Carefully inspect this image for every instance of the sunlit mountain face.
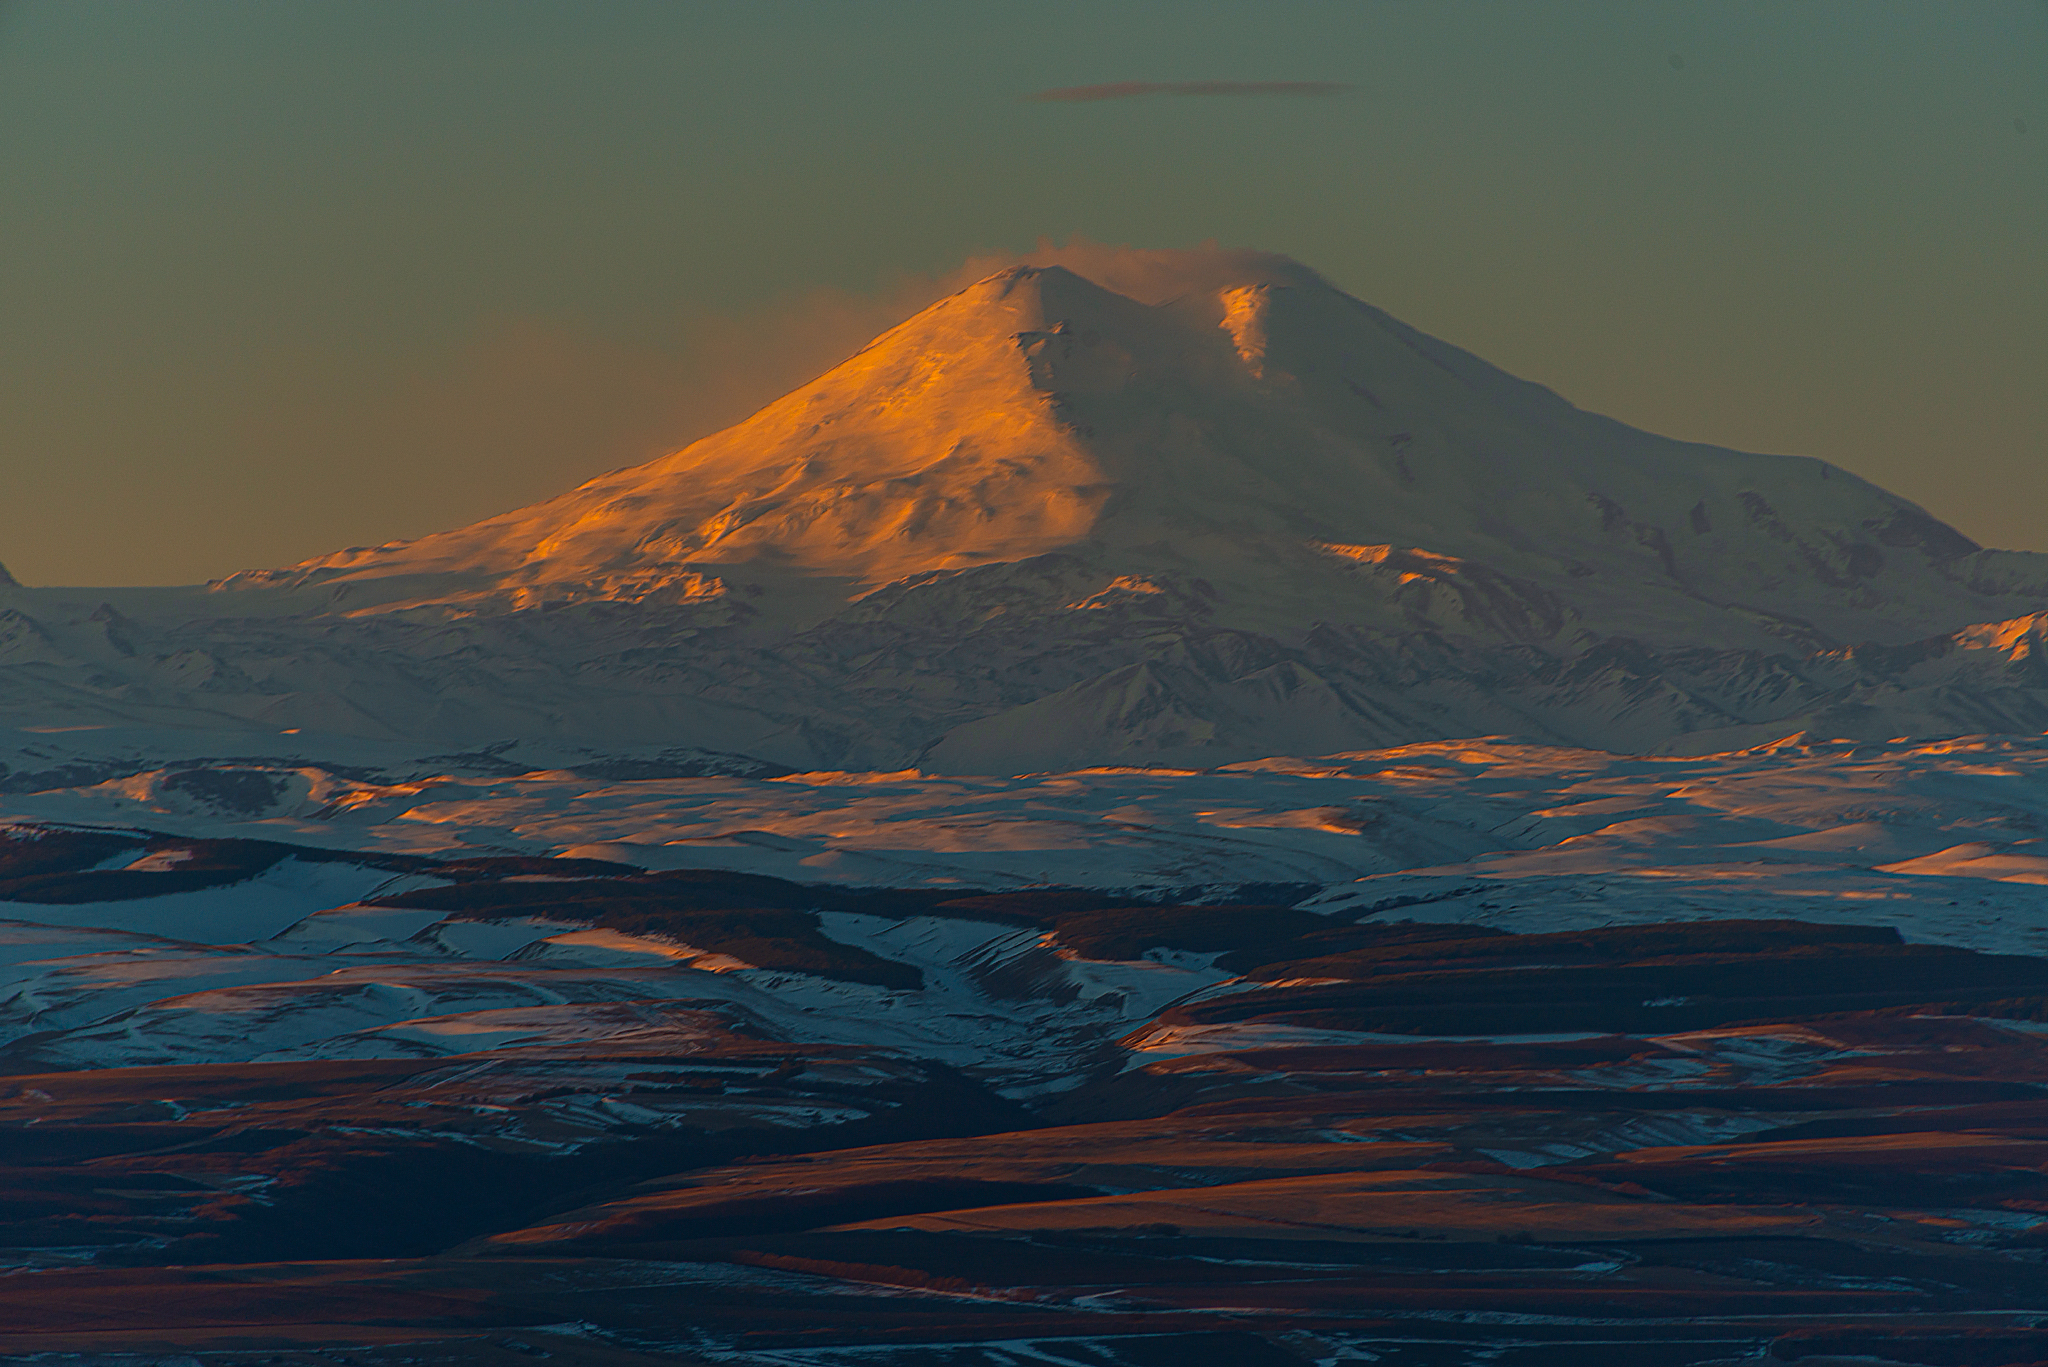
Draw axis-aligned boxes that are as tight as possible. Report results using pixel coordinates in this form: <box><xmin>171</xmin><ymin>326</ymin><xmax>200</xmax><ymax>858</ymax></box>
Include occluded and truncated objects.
<box><xmin>6</xmin><ymin>256</ymin><xmax>2048</xmax><ymax>1363</ymax></box>
<box><xmin>10</xmin><ymin>255</ymin><xmax>2048</xmax><ymax>774</ymax></box>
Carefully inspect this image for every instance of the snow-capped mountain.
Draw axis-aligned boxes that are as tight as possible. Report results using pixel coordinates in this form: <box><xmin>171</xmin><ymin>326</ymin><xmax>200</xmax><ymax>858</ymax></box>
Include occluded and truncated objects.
<box><xmin>10</xmin><ymin>255</ymin><xmax>2048</xmax><ymax>1360</ymax></box>
<box><xmin>6</xmin><ymin>255</ymin><xmax>2048</xmax><ymax>772</ymax></box>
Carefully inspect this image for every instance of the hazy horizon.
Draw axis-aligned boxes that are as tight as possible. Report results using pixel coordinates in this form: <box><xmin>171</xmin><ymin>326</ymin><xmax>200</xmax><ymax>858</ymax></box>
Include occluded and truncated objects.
<box><xmin>2</xmin><ymin>0</ymin><xmax>2042</xmax><ymax>586</ymax></box>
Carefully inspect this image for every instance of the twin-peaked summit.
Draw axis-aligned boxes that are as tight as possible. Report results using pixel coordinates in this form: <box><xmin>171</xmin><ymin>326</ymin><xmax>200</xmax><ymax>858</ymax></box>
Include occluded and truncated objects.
<box><xmin>223</xmin><ymin>258</ymin><xmax>2004</xmax><ymax>650</ymax></box>
<box><xmin>12</xmin><ymin>251</ymin><xmax>2047</xmax><ymax>769</ymax></box>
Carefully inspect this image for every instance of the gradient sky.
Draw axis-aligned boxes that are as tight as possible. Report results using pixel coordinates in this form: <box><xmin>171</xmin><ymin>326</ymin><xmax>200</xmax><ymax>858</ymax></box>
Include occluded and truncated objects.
<box><xmin>2</xmin><ymin>0</ymin><xmax>2042</xmax><ymax>586</ymax></box>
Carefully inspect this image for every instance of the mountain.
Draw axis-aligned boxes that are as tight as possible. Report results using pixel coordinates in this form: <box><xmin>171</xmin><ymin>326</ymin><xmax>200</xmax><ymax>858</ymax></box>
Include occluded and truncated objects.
<box><xmin>10</xmin><ymin>257</ymin><xmax>2048</xmax><ymax>1360</ymax></box>
<box><xmin>214</xmin><ymin>261</ymin><xmax>2013</xmax><ymax>635</ymax></box>
<box><xmin>6</xmin><ymin>255</ymin><xmax>2048</xmax><ymax>772</ymax></box>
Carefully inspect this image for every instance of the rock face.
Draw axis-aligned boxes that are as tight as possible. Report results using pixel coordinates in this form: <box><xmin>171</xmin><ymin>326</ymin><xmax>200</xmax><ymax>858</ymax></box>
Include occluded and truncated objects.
<box><xmin>6</xmin><ymin>256</ymin><xmax>2048</xmax><ymax>771</ymax></box>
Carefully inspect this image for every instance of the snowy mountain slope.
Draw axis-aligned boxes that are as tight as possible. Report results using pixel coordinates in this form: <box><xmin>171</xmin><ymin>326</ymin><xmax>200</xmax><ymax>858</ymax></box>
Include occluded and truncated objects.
<box><xmin>213</xmin><ymin>263</ymin><xmax>2010</xmax><ymax>642</ymax></box>
<box><xmin>11</xmin><ymin>578</ymin><xmax>2048</xmax><ymax>773</ymax></box>
<box><xmin>6</xmin><ymin>252</ymin><xmax>2048</xmax><ymax>770</ymax></box>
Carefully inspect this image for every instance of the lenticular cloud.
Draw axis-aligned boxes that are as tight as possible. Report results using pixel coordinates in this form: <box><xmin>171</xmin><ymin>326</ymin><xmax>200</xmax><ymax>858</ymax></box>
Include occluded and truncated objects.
<box><xmin>1027</xmin><ymin>79</ymin><xmax>1350</xmax><ymax>102</ymax></box>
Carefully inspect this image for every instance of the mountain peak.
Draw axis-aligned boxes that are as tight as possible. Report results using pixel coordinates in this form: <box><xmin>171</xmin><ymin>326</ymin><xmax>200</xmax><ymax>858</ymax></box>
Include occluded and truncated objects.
<box><xmin>20</xmin><ymin>246</ymin><xmax>2048</xmax><ymax>770</ymax></box>
<box><xmin>216</xmin><ymin>251</ymin><xmax>1995</xmax><ymax>659</ymax></box>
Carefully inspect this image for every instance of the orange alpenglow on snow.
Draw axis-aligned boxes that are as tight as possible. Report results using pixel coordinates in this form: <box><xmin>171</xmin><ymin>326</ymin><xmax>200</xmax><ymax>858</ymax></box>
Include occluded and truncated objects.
<box><xmin>9</xmin><ymin>247</ymin><xmax>2045</xmax><ymax>770</ymax></box>
<box><xmin>235</xmin><ymin>268</ymin><xmax>1134</xmax><ymax>602</ymax></box>
<box><xmin>217</xmin><ymin>254</ymin><xmax>1995</xmax><ymax>650</ymax></box>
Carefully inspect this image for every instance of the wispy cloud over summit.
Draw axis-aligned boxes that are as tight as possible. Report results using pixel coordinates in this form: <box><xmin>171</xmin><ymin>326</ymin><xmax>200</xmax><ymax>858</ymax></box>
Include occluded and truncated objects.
<box><xmin>1027</xmin><ymin>80</ymin><xmax>1349</xmax><ymax>103</ymax></box>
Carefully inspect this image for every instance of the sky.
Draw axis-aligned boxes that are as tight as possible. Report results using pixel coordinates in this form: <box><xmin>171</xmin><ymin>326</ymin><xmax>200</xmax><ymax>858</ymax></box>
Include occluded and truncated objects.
<box><xmin>1</xmin><ymin>0</ymin><xmax>2042</xmax><ymax>587</ymax></box>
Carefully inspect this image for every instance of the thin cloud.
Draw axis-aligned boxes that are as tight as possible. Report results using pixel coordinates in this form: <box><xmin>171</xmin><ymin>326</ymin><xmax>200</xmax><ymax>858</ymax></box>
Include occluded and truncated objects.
<box><xmin>1027</xmin><ymin>80</ymin><xmax>1349</xmax><ymax>103</ymax></box>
